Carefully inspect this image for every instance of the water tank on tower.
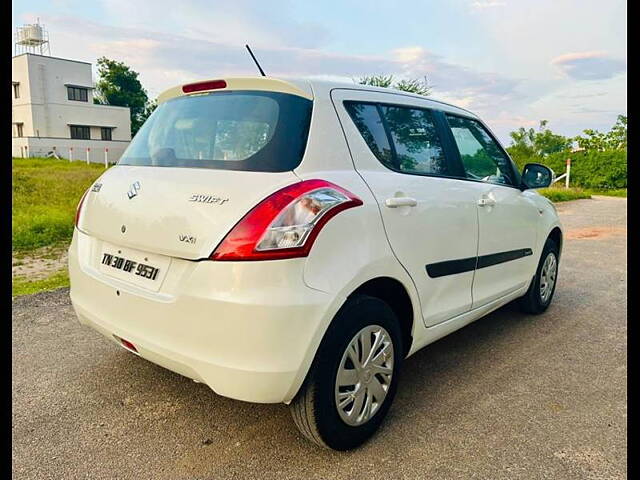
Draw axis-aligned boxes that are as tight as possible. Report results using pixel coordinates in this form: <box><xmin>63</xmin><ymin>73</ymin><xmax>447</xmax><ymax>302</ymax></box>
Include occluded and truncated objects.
<box><xmin>15</xmin><ymin>20</ymin><xmax>51</xmax><ymax>56</ymax></box>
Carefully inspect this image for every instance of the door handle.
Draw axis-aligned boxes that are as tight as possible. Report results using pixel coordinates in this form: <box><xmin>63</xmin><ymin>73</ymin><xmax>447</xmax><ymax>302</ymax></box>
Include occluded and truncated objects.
<box><xmin>477</xmin><ymin>196</ymin><xmax>496</xmax><ymax>207</ymax></box>
<box><xmin>385</xmin><ymin>197</ymin><xmax>418</xmax><ymax>208</ymax></box>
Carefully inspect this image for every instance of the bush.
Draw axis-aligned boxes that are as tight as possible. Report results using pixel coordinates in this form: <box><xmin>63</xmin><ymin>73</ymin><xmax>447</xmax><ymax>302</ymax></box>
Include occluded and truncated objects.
<box><xmin>510</xmin><ymin>149</ymin><xmax>627</xmax><ymax>189</ymax></box>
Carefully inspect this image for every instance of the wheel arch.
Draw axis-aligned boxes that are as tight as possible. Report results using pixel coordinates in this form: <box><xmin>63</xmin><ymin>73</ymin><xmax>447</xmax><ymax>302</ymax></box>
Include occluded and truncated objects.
<box><xmin>547</xmin><ymin>226</ymin><xmax>563</xmax><ymax>258</ymax></box>
<box><xmin>346</xmin><ymin>276</ymin><xmax>414</xmax><ymax>358</ymax></box>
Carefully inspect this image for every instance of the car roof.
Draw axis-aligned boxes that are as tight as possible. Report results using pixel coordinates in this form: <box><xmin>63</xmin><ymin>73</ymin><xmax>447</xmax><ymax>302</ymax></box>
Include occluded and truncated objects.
<box><xmin>301</xmin><ymin>78</ymin><xmax>477</xmax><ymax>117</ymax></box>
<box><xmin>158</xmin><ymin>76</ymin><xmax>478</xmax><ymax>118</ymax></box>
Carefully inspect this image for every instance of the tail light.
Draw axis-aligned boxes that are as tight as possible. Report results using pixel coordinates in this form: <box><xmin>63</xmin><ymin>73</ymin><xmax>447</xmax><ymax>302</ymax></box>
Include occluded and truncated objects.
<box><xmin>182</xmin><ymin>80</ymin><xmax>227</xmax><ymax>93</ymax></box>
<box><xmin>211</xmin><ymin>179</ymin><xmax>363</xmax><ymax>261</ymax></box>
<box><xmin>74</xmin><ymin>189</ymin><xmax>89</xmax><ymax>228</ymax></box>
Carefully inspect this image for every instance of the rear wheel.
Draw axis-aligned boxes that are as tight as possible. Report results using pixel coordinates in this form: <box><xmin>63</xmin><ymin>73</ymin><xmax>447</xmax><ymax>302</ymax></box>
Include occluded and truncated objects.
<box><xmin>289</xmin><ymin>295</ymin><xmax>403</xmax><ymax>450</ymax></box>
<box><xmin>519</xmin><ymin>237</ymin><xmax>559</xmax><ymax>314</ymax></box>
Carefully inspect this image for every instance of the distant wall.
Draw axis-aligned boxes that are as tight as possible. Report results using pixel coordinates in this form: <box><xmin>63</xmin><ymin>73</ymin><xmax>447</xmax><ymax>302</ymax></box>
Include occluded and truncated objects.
<box><xmin>13</xmin><ymin>137</ymin><xmax>129</xmax><ymax>164</ymax></box>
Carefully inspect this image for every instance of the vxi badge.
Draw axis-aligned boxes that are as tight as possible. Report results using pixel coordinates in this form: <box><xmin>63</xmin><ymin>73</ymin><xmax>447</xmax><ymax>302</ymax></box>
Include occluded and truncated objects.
<box><xmin>179</xmin><ymin>234</ymin><xmax>197</xmax><ymax>244</ymax></box>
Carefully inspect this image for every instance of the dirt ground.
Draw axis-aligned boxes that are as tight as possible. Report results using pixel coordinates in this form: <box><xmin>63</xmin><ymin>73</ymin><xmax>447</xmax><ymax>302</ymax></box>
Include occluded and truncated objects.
<box><xmin>12</xmin><ymin>244</ymin><xmax>68</xmax><ymax>280</ymax></box>
<box><xmin>12</xmin><ymin>195</ymin><xmax>626</xmax><ymax>479</ymax></box>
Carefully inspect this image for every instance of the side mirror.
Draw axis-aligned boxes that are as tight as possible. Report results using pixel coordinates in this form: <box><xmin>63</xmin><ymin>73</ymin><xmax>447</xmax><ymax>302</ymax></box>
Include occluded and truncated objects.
<box><xmin>521</xmin><ymin>163</ymin><xmax>554</xmax><ymax>190</ymax></box>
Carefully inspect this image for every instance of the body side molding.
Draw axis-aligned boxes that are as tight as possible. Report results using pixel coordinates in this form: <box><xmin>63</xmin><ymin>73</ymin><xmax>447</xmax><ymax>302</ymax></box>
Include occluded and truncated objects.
<box><xmin>426</xmin><ymin>248</ymin><xmax>533</xmax><ymax>278</ymax></box>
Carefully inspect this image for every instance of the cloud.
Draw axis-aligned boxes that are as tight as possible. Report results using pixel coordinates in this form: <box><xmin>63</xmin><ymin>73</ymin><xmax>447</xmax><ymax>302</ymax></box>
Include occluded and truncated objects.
<box><xmin>19</xmin><ymin>4</ymin><xmax>624</xmax><ymax>144</ymax></box>
<box><xmin>27</xmin><ymin>15</ymin><xmax>526</xmax><ymax>121</ymax></box>
<box><xmin>568</xmin><ymin>106</ymin><xmax>619</xmax><ymax>115</ymax></box>
<box><xmin>97</xmin><ymin>0</ymin><xmax>330</xmax><ymax>50</ymax></box>
<box><xmin>556</xmin><ymin>92</ymin><xmax>608</xmax><ymax>99</ymax></box>
<box><xmin>471</xmin><ymin>1</ymin><xmax>507</xmax><ymax>9</ymax></box>
<box><xmin>551</xmin><ymin>51</ymin><xmax>626</xmax><ymax>80</ymax></box>
<box><xmin>390</xmin><ymin>46</ymin><xmax>526</xmax><ymax>114</ymax></box>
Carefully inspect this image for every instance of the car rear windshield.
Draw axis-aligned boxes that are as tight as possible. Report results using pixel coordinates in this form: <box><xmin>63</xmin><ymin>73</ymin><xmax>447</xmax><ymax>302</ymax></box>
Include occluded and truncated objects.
<box><xmin>118</xmin><ymin>90</ymin><xmax>313</xmax><ymax>172</ymax></box>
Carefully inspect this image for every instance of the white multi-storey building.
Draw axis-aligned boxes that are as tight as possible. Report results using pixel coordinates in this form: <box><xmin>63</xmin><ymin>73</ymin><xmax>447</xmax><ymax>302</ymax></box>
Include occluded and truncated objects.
<box><xmin>12</xmin><ymin>52</ymin><xmax>132</xmax><ymax>163</ymax></box>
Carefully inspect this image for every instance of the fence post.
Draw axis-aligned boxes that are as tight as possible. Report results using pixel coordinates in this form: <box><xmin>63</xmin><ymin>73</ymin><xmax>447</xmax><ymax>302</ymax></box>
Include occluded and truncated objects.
<box><xmin>104</xmin><ymin>148</ymin><xmax>109</xmax><ymax>168</ymax></box>
<box><xmin>86</xmin><ymin>147</ymin><xmax>90</xmax><ymax>165</ymax></box>
<box><xmin>69</xmin><ymin>147</ymin><xmax>73</xmax><ymax>162</ymax></box>
<box><xmin>565</xmin><ymin>157</ymin><xmax>571</xmax><ymax>189</ymax></box>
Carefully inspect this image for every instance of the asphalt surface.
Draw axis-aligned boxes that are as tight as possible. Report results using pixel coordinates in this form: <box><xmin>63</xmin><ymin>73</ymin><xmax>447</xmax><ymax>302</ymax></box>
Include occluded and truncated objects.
<box><xmin>12</xmin><ymin>196</ymin><xmax>627</xmax><ymax>479</ymax></box>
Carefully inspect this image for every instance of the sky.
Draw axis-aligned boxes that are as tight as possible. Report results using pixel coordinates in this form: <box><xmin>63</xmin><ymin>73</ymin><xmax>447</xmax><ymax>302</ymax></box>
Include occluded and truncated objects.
<box><xmin>12</xmin><ymin>0</ymin><xmax>626</xmax><ymax>144</ymax></box>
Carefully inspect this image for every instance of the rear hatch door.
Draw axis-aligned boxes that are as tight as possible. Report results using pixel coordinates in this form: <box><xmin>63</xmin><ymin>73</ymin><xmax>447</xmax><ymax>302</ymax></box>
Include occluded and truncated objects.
<box><xmin>77</xmin><ymin>86</ymin><xmax>313</xmax><ymax>261</ymax></box>
<box><xmin>80</xmin><ymin>166</ymin><xmax>300</xmax><ymax>260</ymax></box>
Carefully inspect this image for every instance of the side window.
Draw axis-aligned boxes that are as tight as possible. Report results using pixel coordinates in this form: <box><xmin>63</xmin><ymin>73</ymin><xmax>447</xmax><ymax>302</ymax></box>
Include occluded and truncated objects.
<box><xmin>345</xmin><ymin>101</ymin><xmax>449</xmax><ymax>176</ymax></box>
<box><xmin>67</xmin><ymin>87</ymin><xmax>89</xmax><ymax>102</ymax></box>
<box><xmin>379</xmin><ymin>105</ymin><xmax>448</xmax><ymax>176</ymax></box>
<box><xmin>344</xmin><ymin>102</ymin><xmax>394</xmax><ymax>168</ymax></box>
<box><xmin>70</xmin><ymin>125</ymin><xmax>91</xmax><ymax>140</ymax></box>
<box><xmin>445</xmin><ymin>114</ymin><xmax>514</xmax><ymax>186</ymax></box>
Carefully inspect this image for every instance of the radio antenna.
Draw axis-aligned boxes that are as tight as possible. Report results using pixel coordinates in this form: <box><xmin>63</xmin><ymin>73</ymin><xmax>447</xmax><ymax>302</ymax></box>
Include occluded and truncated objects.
<box><xmin>245</xmin><ymin>44</ymin><xmax>266</xmax><ymax>77</ymax></box>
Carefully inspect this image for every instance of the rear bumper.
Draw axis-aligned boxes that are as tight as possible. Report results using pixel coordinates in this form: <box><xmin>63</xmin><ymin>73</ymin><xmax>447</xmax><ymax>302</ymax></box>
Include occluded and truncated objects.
<box><xmin>68</xmin><ymin>229</ymin><xmax>339</xmax><ymax>403</ymax></box>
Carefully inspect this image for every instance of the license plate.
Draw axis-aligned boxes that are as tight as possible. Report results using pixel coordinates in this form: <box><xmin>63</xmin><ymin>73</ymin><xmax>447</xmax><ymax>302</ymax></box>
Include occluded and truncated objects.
<box><xmin>98</xmin><ymin>242</ymin><xmax>170</xmax><ymax>291</ymax></box>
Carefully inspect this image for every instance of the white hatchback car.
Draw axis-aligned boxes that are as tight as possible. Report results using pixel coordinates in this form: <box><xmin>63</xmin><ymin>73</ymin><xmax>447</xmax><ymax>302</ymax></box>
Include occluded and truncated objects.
<box><xmin>69</xmin><ymin>77</ymin><xmax>562</xmax><ymax>450</ymax></box>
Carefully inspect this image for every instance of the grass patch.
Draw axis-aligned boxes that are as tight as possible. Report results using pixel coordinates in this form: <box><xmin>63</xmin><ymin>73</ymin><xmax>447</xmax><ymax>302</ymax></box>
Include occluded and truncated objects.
<box><xmin>12</xmin><ymin>270</ymin><xmax>69</xmax><ymax>297</ymax></box>
<box><xmin>587</xmin><ymin>188</ymin><xmax>627</xmax><ymax>197</ymax></box>
<box><xmin>538</xmin><ymin>187</ymin><xmax>592</xmax><ymax>202</ymax></box>
<box><xmin>538</xmin><ymin>186</ymin><xmax>627</xmax><ymax>202</ymax></box>
<box><xmin>13</xmin><ymin>158</ymin><xmax>107</xmax><ymax>253</ymax></box>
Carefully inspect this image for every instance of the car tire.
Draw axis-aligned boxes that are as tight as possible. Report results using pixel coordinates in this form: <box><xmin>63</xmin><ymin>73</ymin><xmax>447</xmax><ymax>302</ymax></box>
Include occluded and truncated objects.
<box><xmin>289</xmin><ymin>294</ymin><xmax>403</xmax><ymax>450</ymax></box>
<box><xmin>519</xmin><ymin>237</ymin><xmax>560</xmax><ymax>314</ymax></box>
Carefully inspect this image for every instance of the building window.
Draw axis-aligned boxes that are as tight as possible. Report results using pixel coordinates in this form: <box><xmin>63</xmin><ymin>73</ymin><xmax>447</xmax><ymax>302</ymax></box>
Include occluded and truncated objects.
<box><xmin>70</xmin><ymin>125</ymin><xmax>91</xmax><ymax>140</ymax></box>
<box><xmin>101</xmin><ymin>127</ymin><xmax>113</xmax><ymax>141</ymax></box>
<box><xmin>16</xmin><ymin>123</ymin><xmax>24</xmax><ymax>137</ymax></box>
<box><xmin>67</xmin><ymin>87</ymin><xmax>89</xmax><ymax>102</ymax></box>
<box><xmin>13</xmin><ymin>84</ymin><xmax>20</xmax><ymax>99</ymax></box>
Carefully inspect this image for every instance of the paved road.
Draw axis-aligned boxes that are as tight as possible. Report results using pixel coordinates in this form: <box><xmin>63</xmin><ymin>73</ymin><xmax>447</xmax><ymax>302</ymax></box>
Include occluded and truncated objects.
<box><xmin>12</xmin><ymin>196</ymin><xmax>627</xmax><ymax>479</ymax></box>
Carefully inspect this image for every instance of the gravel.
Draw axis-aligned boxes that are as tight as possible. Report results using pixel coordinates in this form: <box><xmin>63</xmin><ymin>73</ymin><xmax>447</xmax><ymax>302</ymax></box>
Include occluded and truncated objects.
<box><xmin>12</xmin><ymin>195</ymin><xmax>626</xmax><ymax>479</ymax></box>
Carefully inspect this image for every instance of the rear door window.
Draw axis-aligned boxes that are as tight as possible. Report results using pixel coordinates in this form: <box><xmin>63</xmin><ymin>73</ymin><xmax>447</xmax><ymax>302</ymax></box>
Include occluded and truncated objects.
<box><xmin>119</xmin><ymin>91</ymin><xmax>312</xmax><ymax>172</ymax></box>
<box><xmin>344</xmin><ymin>101</ymin><xmax>450</xmax><ymax>177</ymax></box>
<box><xmin>379</xmin><ymin>105</ymin><xmax>448</xmax><ymax>176</ymax></box>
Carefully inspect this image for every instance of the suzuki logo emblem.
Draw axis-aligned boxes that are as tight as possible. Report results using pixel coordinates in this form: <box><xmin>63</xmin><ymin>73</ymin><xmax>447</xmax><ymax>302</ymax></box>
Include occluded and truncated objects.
<box><xmin>127</xmin><ymin>181</ymin><xmax>141</xmax><ymax>199</ymax></box>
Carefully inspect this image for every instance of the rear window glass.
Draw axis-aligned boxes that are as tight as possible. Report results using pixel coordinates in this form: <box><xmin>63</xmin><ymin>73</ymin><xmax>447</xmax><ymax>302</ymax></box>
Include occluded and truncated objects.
<box><xmin>119</xmin><ymin>90</ymin><xmax>312</xmax><ymax>172</ymax></box>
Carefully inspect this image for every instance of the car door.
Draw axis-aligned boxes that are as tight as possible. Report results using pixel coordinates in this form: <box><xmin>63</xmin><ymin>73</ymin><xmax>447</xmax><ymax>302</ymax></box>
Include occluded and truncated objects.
<box><xmin>332</xmin><ymin>89</ymin><xmax>480</xmax><ymax>327</ymax></box>
<box><xmin>443</xmin><ymin>113</ymin><xmax>540</xmax><ymax>308</ymax></box>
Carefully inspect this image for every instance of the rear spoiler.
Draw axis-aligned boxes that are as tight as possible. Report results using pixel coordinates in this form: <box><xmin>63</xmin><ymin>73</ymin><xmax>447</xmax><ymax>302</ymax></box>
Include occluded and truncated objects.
<box><xmin>158</xmin><ymin>77</ymin><xmax>313</xmax><ymax>104</ymax></box>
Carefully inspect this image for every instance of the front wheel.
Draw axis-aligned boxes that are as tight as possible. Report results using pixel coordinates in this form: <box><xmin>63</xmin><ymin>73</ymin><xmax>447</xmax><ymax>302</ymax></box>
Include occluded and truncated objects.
<box><xmin>519</xmin><ymin>237</ymin><xmax>559</xmax><ymax>314</ymax></box>
<box><xmin>289</xmin><ymin>295</ymin><xmax>403</xmax><ymax>450</ymax></box>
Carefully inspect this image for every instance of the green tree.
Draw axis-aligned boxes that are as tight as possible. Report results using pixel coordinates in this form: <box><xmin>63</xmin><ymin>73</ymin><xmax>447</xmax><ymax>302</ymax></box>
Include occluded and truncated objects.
<box><xmin>573</xmin><ymin>115</ymin><xmax>627</xmax><ymax>152</ymax></box>
<box><xmin>607</xmin><ymin>114</ymin><xmax>627</xmax><ymax>149</ymax></box>
<box><xmin>508</xmin><ymin>126</ymin><xmax>536</xmax><ymax>160</ymax></box>
<box><xmin>94</xmin><ymin>57</ymin><xmax>155</xmax><ymax>136</ymax></box>
<box><xmin>358</xmin><ymin>74</ymin><xmax>432</xmax><ymax>96</ymax></box>
<box><xmin>573</xmin><ymin>128</ymin><xmax>607</xmax><ymax>151</ymax></box>
<box><xmin>507</xmin><ymin>120</ymin><xmax>571</xmax><ymax>163</ymax></box>
<box><xmin>142</xmin><ymin>98</ymin><xmax>158</xmax><ymax>123</ymax></box>
<box><xmin>533</xmin><ymin>120</ymin><xmax>572</xmax><ymax>156</ymax></box>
